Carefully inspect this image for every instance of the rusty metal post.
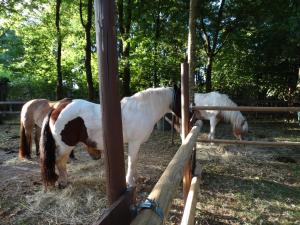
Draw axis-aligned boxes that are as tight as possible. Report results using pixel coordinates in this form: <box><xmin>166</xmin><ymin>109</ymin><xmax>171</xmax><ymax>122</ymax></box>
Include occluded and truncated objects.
<box><xmin>181</xmin><ymin>62</ymin><xmax>192</xmax><ymax>202</ymax></box>
<box><xmin>94</xmin><ymin>0</ymin><xmax>127</xmax><ymax>209</ymax></box>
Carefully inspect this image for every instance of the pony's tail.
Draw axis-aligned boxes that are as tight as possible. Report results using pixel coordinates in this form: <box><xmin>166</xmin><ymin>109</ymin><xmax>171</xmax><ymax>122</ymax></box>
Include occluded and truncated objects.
<box><xmin>19</xmin><ymin>123</ymin><xmax>31</xmax><ymax>159</ymax></box>
<box><xmin>40</xmin><ymin>110</ymin><xmax>58</xmax><ymax>188</ymax></box>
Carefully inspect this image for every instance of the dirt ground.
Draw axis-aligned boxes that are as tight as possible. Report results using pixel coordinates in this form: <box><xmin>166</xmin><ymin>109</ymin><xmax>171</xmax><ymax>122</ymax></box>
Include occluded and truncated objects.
<box><xmin>0</xmin><ymin>118</ymin><xmax>299</xmax><ymax>225</ymax></box>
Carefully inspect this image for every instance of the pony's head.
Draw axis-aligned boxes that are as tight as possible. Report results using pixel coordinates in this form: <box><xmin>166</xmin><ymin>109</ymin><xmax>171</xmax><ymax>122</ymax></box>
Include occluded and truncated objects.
<box><xmin>171</xmin><ymin>84</ymin><xmax>181</xmax><ymax>118</ymax></box>
<box><xmin>233</xmin><ymin>117</ymin><xmax>248</xmax><ymax>140</ymax></box>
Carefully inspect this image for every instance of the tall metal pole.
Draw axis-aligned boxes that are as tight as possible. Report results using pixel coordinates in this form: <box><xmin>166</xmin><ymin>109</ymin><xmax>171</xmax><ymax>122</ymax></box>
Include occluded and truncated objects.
<box><xmin>94</xmin><ymin>0</ymin><xmax>127</xmax><ymax>205</ymax></box>
<box><xmin>181</xmin><ymin>62</ymin><xmax>192</xmax><ymax>201</ymax></box>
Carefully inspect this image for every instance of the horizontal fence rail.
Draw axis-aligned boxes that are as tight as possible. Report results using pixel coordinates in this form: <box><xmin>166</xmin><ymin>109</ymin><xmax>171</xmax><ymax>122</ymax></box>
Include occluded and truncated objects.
<box><xmin>0</xmin><ymin>101</ymin><xmax>25</xmax><ymax>105</ymax></box>
<box><xmin>0</xmin><ymin>111</ymin><xmax>21</xmax><ymax>114</ymax></box>
<box><xmin>131</xmin><ymin>122</ymin><xmax>202</xmax><ymax>225</ymax></box>
<box><xmin>192</xmin><ymin>106</ymin><xmax>300</xmax><ymax>112</ymax></box>
<box><xmin>0</xmin><ymin>101</ymin><xmax>25</xmax><ymax>115</ymax></box>
<box><xmin>198</xmin><ymin>138</ymin><xmax>300</xmax><ymax>146</ymax></box>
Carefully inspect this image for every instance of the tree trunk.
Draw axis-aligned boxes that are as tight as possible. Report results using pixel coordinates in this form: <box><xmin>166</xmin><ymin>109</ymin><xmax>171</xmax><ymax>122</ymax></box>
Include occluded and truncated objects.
<box><xmin>122</xmin><ymin>42</ymin><xmax>131</xmax><ymax>96</ymax></box>
<box><xmin>199</xmin><ymin>0</ymin><xmax>226</xmax><ymax>94</ymax></box>
<box><xmin>85</xmin><ymin>26</ymin><xmax>94</xmax><ymax>100</ymax></box>
<box><xmin>56</xmin><ymin>0</ymin><xmax>63</xmax><ymax>100</ymax></box>
<box><xmin>153</xmin><ymin>5</ymin><xmax>161</xmax><ymax>87</ymax></box>
<box><xmin>188</xmin><ymin>0</ymin><xmax>198</xmax><ymax>103</ymax></box>
<box><xmin>80</xmin><ymin>0</ymin><xmax>94</xmax><ymax>101</ymax></box>
<box><xmin>206</xmin><ymin>56</ymin><xmax>213</xmax><ymax>92</ymax></box>
<box><xmin>117</xmin><ymin>0</ymin><xmax>132</xmax><ymax>96</ymax></box>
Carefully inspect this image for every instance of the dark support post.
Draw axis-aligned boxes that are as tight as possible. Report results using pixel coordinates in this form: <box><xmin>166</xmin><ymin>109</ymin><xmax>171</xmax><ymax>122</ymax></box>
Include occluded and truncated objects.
<box><xmin>94</xmin><ymin>0</ymin><xmax>130</xmax><ymax>225</ymax></box>
<box><xmin>171</xmin><ymin>113</ymin><xmax>175</xmax><ymax>145</ymax></box>
<box><xmin>181</xmin><ymin>62</ymin><xmax>191</xmax><ymax>202</ymax></box>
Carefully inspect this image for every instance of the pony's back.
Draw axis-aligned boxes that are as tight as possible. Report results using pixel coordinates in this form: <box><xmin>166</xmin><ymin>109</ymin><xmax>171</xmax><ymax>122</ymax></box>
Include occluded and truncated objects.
<box><xmin>53</xmin><ymin>99</ymin><xmax>101</xmax><ymax>129</ymax></box>
<box><xmin>21</xmin><ymin>99</ymin><xmax>52</xmax><ymax>127</ymax></box>
<box><xmin>194</xmin><ymin>91</ymin><xmax>237</xmax><ymax>107</ymax></box>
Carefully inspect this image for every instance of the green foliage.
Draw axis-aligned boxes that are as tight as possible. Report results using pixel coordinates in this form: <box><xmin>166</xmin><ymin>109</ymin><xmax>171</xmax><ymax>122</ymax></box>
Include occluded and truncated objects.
<box><xmin>0</xmin><ymin>30</ymin><xmax>24</xmax><ymax>68</ymax></box>
<box><xmin>0</xmin><ymin>0</ymin><xmax>299</xmax><ymax>102</ymax></box>
<box><xmin>196</xmin><ymin>0</ymin><xmax>300</xmax><ymax>102</ymax></box>
<box><xmin>128</xmin><ymin>0</ymin><xmax>188</xmax><ymax>92</ymax></box>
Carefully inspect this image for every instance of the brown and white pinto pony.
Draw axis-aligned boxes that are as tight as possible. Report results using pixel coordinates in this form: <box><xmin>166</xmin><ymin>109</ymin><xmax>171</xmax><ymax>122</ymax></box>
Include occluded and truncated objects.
<box><xmin>19</xmin><ymin>98</ymin><xmax>76</xmax><ymax>159</ymax></box>
<box><xmin>194</xmin><ymin>91</ymin><xmax>248</xmax><ymax>140</ymax></box>
<box><xmin>39</xmin><ymin>86</ymin><xmax>181</xmax><ymax>189</ymax></box>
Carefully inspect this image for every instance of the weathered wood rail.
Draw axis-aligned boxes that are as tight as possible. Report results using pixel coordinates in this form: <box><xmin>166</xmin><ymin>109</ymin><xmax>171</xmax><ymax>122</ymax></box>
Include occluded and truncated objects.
<box><xmin>131</xmin><ymin>122</ymin><xmax>202</xmax><ymax>225</ymax></box>
<box><xmin>192</xmin><ymin>106</ymin><xmax>300</xmax><ymax>112</ymax></box>
<box><xmin>180</xmin><ymin>160</ymin><xmax>202</xmax><ymax>225</ymax></box>
<box><xmin>198</xmin><ymin>138</ymin><xmax>300</xmax><ymax>146</ymax></box>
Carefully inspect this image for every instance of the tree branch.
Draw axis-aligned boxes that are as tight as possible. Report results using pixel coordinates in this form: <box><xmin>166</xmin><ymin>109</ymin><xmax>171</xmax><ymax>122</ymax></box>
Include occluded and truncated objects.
<box><xmin>199</xmin><ymin>17</ymin><xmax>212</xmax><ymax>55</ymax></box>
<box><xmin>214</xmin><ymin>19</ymin><xmax>239</xmax><ymax>56</ymax></box>
<box><xmin>79</xmin><ymin>0</ymin><xmax>86</xmax><ymax>28</ymax></box>
<box><xmin>211</xmin><ymin>0</ymin><xmax>226</xmax><ymax>52</ymax></box>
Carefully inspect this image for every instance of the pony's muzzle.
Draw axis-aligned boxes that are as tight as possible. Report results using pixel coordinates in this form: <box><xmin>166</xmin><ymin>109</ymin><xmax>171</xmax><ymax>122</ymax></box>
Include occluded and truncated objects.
<box><xmin>87</xmin><ymin>147</ymin><xmax>102</xmax><ymax>160</ymax></box>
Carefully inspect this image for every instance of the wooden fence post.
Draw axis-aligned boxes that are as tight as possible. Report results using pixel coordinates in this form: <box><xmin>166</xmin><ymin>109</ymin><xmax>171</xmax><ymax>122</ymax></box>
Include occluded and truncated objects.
<box><xmin>93</xmin><ymin>0</ymin><xmax>130</xmax><ymax>224</ymax></box>
<box><xmin>181</xmin><ymin>62</ymin><xmax>191</xmax><ymax>202</ymax></box>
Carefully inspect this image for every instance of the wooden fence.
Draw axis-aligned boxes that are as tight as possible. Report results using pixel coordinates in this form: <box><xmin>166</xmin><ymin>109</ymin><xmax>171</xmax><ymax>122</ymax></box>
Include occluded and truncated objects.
<box><xmin>192</xmin><ymin>105</ymin><xmax>300</xmax><ymax>147</ymax></box>
<box><xmin>131</xmin><ymin>122</ymin><xmax>203</xmax><ymax>225</ymax></box>
<box><xmin>0</xmin><ymin>101</ymin><xmax>25</xmax><ymax>115</ymax></box>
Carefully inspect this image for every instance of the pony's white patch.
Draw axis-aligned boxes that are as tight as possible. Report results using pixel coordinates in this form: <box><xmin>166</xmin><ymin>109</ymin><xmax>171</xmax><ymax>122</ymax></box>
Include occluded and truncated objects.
<box><xmin>48</xmin><ymin>87</ymin><xmax>175</xmax><ymax>186</ymax></box>
<box><xmin>194</xmin><ymin>91</ymin><xmax>248</xmax><ymax>140</ymax></box>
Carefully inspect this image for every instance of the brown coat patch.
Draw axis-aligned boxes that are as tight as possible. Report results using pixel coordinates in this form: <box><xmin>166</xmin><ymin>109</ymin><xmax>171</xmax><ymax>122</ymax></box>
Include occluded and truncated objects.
<box><xmin>60</xmin><ymin>117</ymin><xmax>88</xmax><ymax>146</ymax></box>
<box><xmin>60</xmin><ymin>117</ymin><xmax>102</xmax><ymax>159</ymax></box>
<box><xmin>50</xmin><ymin>99</ymin><xmax>72</xmax><ymax>122</ymax></box>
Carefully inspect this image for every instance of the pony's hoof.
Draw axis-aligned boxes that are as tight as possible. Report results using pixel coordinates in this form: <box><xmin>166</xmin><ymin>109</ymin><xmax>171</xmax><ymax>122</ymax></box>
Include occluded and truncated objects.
<box><xmin>67</xmin><ymin>157</ymin><xmax>77</xmax><ymax>163</ymax></box>
<box><xmin>19</xmin><ymin>154</ymin><xmax>32</xmax><ymax>161</ymax></box>
<box><xmin>58</xmin><ymin>182</ymin><xmax>68</xmax><ymax>189</ymax></box>
<box><xmin>91</xmin><ymin>155</ymin><xmax>101</xmax><ymax>160</ymax></box>
<box><xmin>87</xmin><ymin>148</ymin><xmax>102</xmax><ymax>160</ymax></box>
<box><xmin>126</xmin><ymin>177</ymin><xmax>136</xmax><ymax>188</ymax></box>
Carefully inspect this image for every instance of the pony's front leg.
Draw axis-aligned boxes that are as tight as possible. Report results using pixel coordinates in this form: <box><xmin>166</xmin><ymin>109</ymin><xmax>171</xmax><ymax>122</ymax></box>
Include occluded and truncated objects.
<box><xmin>126</xmin><ymin>142</ymin><xmax>141</xmax><ymax>187</ymax></box>
<box><xmin>56</xmin><ymin>152</ymin><xmax>70</xmax><ymax>189</ymax></box>
<box><xmin>209</xmin><ymin>117</ymin><xmax>218</xmax><ymax>140</ymax></box>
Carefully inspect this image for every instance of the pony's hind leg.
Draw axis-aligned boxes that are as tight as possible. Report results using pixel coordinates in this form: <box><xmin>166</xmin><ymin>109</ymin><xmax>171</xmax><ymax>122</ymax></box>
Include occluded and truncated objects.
<box><xmin>126</xmin><ymin>142</ymin><xmax>141</xmax><ymax>187</ymax></box>
<box><xmin>34</xmin><ymin>125</ymin><xmax>41</xmax><ymax>156</ymax></box>
<box><xmin>69</xmin><ymin>150</ymin><xmax>76</xmax><ymax>160</ymax></box>
<box><xmin>19</xmin><ymin>122</ymin><xmax>33</xmax><ymax>159</ymax></box>
<box><xmin>56</xmin><ymin>151</ymin><xmax>71</xmax><ymax>189</ymax></box>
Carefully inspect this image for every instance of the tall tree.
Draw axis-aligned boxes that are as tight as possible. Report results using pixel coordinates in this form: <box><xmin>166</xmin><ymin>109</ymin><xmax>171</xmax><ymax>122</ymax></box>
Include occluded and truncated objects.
<box><xmin>187</xmin><ymin>0</ymin><xmax>198</xmax><ymax>102</ymax></box>
<box><xmin>79</xmin><ymin>0</ymin><xmax>94</xmax><ymax>100</ymax></box>
<box><xmin>117</xmin><ymin>0</ymin><xmax>132</xmax><ymax>96</ymax></box>
<box><xmin>152</xmin><ymin>1</ymin><xmax>161</xmax><ymax>87</ymax></box>
<box><xmin>197</xmin><ymin>0</ymin><xmax>242</xmax><ymax>92</ymax></box>
<box><xmin>198</xmin><ymin>0</ymin><xmax>225</xmax><ymax>92</ymax></box>
<box><xmin>212</xmin><ymin>0</ymin><xmax>300</xmax><ymax>101</ymax></box>
<box><xmin>56</xmin><ymin>0</ymin><xmax>63</xmax><ymax>100</ymax></box>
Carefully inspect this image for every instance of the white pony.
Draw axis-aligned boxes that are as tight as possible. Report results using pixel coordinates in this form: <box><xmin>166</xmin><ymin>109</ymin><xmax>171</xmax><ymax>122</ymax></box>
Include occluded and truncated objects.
<box><xmin>39</xmin><ymin>86</ymin><xmax>181</xmax><ymax>188</ymax></box>
<box><xmin>194</xmin><ymin>91</ymin><xmax>248</xmax><ymax>140</ymax></box>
